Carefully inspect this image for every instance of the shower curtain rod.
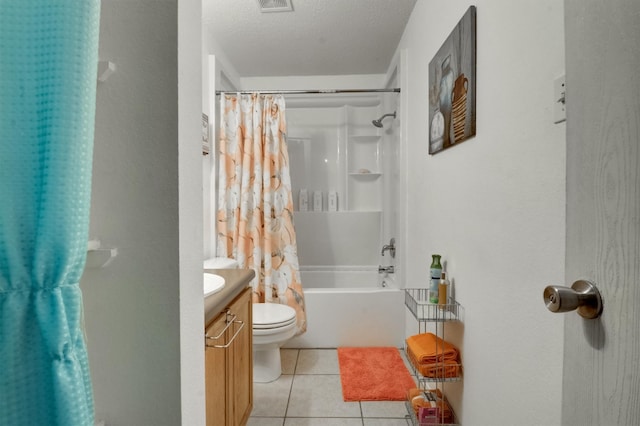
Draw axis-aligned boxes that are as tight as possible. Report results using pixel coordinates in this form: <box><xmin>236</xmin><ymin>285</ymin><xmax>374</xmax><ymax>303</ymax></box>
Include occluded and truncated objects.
<box><xmin>215</xmin><ymin>88</ymin><xmax>400</xmax><ymax>95</ymax></box>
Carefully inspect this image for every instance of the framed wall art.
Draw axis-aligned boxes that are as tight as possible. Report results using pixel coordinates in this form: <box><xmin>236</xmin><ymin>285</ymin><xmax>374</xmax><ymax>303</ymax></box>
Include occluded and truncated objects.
<box><xmin>429</xmin><ymin>6</ymin><xmax>477</xmax><ymax>155</ymax></box>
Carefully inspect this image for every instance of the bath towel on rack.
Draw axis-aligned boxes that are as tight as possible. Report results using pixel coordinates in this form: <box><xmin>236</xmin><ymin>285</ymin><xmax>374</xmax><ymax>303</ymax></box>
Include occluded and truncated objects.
<box><xmin>405</xmin><ymin>332</ymin><xmax>459</xmax><ymax>363</ymax></box>
<box><xmin>406</xmin><ymin>345</ymin><xmax>461</xmax><ymax>379</ymax></box>
<box><xmin>405</xmin><ymin>332</ymin><xmax>461</xmax><ymax>379</ymax></box>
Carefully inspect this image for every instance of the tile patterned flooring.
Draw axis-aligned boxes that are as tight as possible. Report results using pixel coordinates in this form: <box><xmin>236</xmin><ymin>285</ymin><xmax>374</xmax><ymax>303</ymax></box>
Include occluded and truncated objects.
<box><xmin>247</xmin><ymin>348</ymin><xmax>414</xmax><ymax>426</ymax></box>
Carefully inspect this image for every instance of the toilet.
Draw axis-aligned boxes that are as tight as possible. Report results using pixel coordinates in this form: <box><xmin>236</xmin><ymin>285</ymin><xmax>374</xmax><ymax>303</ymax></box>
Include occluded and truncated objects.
<box><xmin>252</xmin><ymin>302</ymin><xmax>297</xmax><ymax>383</ymax></box>
<box><xmin>203</xmin><ymin>258</ymin><xmax>297</xmax><ymax>383</ymax></box>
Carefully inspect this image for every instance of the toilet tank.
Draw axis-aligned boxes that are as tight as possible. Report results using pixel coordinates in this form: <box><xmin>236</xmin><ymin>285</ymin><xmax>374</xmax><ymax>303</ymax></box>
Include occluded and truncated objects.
<box><xmin>203</xmin><ymin>257</ymin><xmax>238</xmax><ymax>269</ymax></box>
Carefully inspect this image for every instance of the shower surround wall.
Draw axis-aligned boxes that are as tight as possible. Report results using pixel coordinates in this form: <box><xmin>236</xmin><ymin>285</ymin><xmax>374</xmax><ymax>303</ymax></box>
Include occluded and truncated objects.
<box><xmin>287</xmin><ymin>101</ymin><xmax>384</xmax><ymax>270</ymax></box>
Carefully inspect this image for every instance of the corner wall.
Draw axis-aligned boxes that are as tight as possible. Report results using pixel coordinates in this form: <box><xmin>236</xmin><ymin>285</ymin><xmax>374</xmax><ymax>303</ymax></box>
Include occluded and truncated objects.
<box><xmin>179</xmin><ymin>0</ymin><xmax>205</xmax><ymax>424</ymax></box>
<box><xmin>398</xmin><ymin>2</ymin><xmax>566</xmax><ymax>424</ymax></box>
<box><xmin>82</xmin><ymin>1</ymin><xmax>200</xmax><ymax>424</ymax></box>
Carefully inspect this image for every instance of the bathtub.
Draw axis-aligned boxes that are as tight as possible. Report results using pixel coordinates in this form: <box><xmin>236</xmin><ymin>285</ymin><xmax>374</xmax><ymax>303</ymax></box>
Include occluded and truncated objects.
<box><xmin>284</xmin><ymin>266</ymin><xmax>404</xmax><ymax>348</ymax></box>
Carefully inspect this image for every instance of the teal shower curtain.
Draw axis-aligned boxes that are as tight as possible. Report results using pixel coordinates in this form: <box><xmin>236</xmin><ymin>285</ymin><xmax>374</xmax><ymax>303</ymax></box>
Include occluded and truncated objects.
<box><xmin>0</xmin><ymin>1</ymin><xmax>100</xmax><ymax>425</ymax></box>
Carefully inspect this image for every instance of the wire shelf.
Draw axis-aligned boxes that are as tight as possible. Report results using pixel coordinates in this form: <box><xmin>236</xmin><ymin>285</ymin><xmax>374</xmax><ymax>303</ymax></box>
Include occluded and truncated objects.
<box><xmin>404</xmin><ymin>288</ymin><xmax>463</xmax><ymax>424</ymax></box>
<box><xmin>405</xmin><ymin>289</ymin><xmax>462</xmax><ymax>322</ymax></box>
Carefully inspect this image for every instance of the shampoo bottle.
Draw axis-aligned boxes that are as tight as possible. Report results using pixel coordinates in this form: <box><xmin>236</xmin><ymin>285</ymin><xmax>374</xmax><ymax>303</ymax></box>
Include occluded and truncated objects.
<box><xmin>429</xmin><ymin>254</ymin><xmax>442</xmax><ymax>303</ymax></box>
<box><xmin>328</xmin><ymin>191</ymin><xmax>338</xmax><ymax>211</ymax></box>
<box><xmin>313</xmin><ymin>190</ymin><xmax>323</xmax><ymax>211</ymax></box>
<box><xmin>299</xmin><ymin>189</ymin><xmax>308</xmax><ymax>211</ymax></box>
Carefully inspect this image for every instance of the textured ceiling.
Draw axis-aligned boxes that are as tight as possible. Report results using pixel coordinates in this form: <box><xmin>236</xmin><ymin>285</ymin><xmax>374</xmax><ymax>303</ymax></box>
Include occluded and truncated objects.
<box><xmin>203</xmin><ymin>0</ymin><xmax>417</xmax><ymax>77</ymax></box>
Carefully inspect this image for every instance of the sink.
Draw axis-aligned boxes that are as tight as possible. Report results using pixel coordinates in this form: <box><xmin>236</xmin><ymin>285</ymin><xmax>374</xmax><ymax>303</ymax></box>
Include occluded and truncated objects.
<box><xmin>204</xmin><ymin>273</ymin><xmax>225</xmax><ymax>297</ymax></box>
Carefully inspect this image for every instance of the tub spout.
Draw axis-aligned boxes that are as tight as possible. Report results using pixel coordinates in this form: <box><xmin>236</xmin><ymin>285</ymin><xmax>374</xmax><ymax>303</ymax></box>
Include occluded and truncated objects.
<box><xmin>378</xmin><ymin>265</ymin><xmax>395</xmax><ymax>274</ymax></box>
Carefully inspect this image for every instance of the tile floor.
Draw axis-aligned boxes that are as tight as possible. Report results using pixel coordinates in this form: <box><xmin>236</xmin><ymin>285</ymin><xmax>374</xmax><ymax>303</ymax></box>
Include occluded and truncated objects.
<box><xmin>247</xmin><ymin>348</ymin><xmax>415</xmax><ymax>426</ymax></box>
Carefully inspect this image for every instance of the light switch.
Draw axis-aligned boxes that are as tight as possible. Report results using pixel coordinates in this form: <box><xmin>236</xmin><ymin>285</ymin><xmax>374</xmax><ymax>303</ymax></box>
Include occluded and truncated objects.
<box><xmin>554</xmin><ymin>75</ymin><xmax>566</xmax><ymax>124</ymax></box>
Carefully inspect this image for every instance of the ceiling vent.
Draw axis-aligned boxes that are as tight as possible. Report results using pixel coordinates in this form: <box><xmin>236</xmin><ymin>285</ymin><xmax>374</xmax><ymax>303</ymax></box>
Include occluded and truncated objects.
<box><xmin>257</xmin><ymin>0</ymin><xmax>293</xmax><ymax>13</ymax></box>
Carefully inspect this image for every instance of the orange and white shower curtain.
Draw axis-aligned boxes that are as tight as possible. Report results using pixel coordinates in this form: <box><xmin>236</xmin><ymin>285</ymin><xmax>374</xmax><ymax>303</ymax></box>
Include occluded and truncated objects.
<box><xmin>217</xmin><ymin>93</ymin><xmax>306</xmax><ymax>334</ymax></box>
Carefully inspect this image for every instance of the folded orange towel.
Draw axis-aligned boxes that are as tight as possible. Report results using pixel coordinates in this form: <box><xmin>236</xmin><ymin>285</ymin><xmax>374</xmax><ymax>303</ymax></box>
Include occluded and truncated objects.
<box><xmin>406</xmin><ymin>345</ymin><xmax>461</xmax><ymax>379</ymax></box>
<box><xmin>405</xmin><ymin>332</ymin><xmax>459</xmax><ymax>364</ymax></box>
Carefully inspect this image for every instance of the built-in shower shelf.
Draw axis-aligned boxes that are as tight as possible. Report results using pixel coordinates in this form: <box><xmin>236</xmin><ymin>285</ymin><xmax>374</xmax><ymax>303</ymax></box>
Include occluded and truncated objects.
<box><xmin>347</xmin><ymin>130</ymin><xmax>382</xmax><ymax>211</ymax></box>
<box><xmin>348</xmin><ymin>135</ymin><xmax>381</xmax><ymax>143</ymax></box>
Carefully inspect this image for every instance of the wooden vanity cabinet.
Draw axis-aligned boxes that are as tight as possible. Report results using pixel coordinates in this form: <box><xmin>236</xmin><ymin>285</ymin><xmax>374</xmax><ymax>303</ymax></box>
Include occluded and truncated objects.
<box><xmin>205</xmin><ymin>287</ymin><xmax>253</xmax><ymax>426</ymax></box>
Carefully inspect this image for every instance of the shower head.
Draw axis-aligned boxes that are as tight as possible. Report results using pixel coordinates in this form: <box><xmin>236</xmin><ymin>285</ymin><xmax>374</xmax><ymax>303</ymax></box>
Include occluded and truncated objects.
<box><xmin>372</xmin><ymin>111</ymin><xmax>396</xmax><ymax>128</ymax></box>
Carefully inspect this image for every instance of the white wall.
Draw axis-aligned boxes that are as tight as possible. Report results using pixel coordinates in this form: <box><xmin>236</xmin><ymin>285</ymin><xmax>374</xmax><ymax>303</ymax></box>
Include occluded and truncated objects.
<box><xmin>83</xmin><ymin>1</ymin><xmax>203</xmax><ymax>424</ymax></box>
<box><xmin>178</xmin><ymin>0</ymin><xmax>204</xmax><ymax>424</ymax></box>
<box><xmin>202</xmin><ymin>35</ymin><xmax>214</xmax><ymax>260</ymax></box>
<box><xmin>202</xmin><ymin>27</ymin><xmax>242</xmax><ymax>258</ymax></box>
<box><xmin>398</xmin><ymin>1</ymin><xmax>566</xmax><ymax>425</ymax></box>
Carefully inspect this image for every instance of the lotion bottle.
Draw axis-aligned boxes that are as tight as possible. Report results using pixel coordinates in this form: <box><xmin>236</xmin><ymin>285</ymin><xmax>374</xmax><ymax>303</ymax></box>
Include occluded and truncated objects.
<box><xmin>438</xmin><ymin>271</ymin><xmax>450</xmax><ymax>308</ymax></box>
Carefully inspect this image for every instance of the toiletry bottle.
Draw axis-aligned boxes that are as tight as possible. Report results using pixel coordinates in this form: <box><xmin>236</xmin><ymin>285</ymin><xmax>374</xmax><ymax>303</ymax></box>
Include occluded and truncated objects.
<box><xmin>299</xmin><ymin>189</ymin><xmax>308</xmax><ymax>212</ymax></box>
<box><xmin>429</xmin><ymin>255</ymin><xmax>442</xmax><ymax>303</ymax></box>
<box><xmin>313</xmin><ymin>191</ymin><xmax>323</xmax><ymax>211</ymax></box>
<box><xmin>438</xmin><ymin>271</ymin><xmax>450</xmax><ymax>308</ymax></box>
<box><xmin>328</xmin><ymin>191</ymin><xmax>338</xmax><ymax>211</ymax></box>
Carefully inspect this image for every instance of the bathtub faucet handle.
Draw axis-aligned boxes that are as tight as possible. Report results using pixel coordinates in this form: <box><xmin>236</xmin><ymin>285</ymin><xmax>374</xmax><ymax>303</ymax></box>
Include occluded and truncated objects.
<box><xmin>378</xmin><ymin>265</ymin><xmax>395</xmax><ymax>274</ymax></box>
<box><xmin>381</xmin><ymin>238</ymin><xmax>396</xmax><ymax>258</ymax></box>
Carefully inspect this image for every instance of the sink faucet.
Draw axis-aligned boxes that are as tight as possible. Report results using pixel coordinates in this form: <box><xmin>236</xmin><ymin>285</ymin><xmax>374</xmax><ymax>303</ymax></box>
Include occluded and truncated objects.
<box><xmin>381</xmin><ymin>237</ymin><xmax>396</xmax><ymax>258</ymax></box>
<box><xmin>378</xmin><ymin>265</ymin><xmax>395</xmax><ymax>274</ymax></box>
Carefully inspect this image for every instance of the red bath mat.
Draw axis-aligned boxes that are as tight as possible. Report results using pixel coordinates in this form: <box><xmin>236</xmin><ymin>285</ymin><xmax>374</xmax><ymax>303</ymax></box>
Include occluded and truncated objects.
<box><xmin>337</xmin><ymin>347</ymin><xmax>416</xmax><ymax>401</ymax></box>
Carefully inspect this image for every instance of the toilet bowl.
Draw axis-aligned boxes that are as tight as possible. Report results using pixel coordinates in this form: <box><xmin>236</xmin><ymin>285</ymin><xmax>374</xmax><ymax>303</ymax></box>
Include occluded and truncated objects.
<box><xmin>252</xmin><ymin>303</ymin><xmax>297</xmax><ymax>383</ymax></box>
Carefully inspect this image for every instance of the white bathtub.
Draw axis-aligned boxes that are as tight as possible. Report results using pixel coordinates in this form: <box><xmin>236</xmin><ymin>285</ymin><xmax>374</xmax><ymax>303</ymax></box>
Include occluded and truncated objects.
<box><xmin>284</xmin><ymin>266</ymin><xmax>404</xmax><ymax>348</ymax></box>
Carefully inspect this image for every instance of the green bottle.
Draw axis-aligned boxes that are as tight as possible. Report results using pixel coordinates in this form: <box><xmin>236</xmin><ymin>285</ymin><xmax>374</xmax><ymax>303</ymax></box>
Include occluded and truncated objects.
<box><xmin>430</xmin><ymin>254</ymin><xmax>442</xmax><ymax>303</ymax></box>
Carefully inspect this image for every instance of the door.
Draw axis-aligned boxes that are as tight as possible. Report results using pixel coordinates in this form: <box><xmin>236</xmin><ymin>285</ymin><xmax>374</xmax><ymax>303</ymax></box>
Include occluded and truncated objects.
<box><xmin>563</xmin><ymin>1</ymin><xmax>640</xmax><ymax>424</ymax></box>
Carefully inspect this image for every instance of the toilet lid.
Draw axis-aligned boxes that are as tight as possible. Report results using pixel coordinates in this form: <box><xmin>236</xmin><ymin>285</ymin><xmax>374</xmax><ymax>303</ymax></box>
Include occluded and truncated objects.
<box><xmin>253</xmin><ymin>316</ymin><xmax>296</xmax><ymax>330</ymax></box>
<box><xmin>253</xmin><ymin>303</ymin><xmax>296</xmax><ymax>329</ymax></box>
